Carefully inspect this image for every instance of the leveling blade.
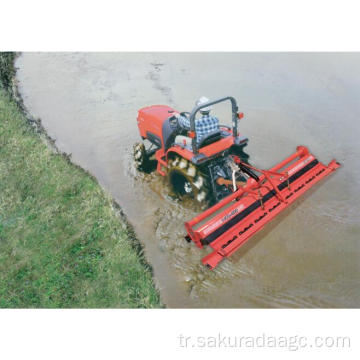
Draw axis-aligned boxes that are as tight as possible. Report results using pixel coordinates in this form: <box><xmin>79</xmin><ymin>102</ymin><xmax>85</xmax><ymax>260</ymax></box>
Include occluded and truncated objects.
<box><xmin>184</xmin><ymin>146</ymin><xmax>341</xmax><ymax>269</ymax></box>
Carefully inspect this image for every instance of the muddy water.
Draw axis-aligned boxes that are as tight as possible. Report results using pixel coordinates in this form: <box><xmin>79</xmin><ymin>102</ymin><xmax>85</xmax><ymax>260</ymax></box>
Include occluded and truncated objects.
<box><xmin>16</xmin><ymin>53</ymin><xmax>360</xmax><ymax>308</ymax></box>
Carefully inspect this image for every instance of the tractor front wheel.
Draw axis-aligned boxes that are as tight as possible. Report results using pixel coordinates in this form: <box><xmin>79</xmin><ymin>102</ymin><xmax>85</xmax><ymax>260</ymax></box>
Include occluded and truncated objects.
<box><xmin>133</xmin><ymin>142</ymin><xmax>149</xmax><ymax>171</ymax></box>
<box><xmin>167</xmin><ymin>155</ymin><xmax>211</xmax><ymax>204</ymax></box>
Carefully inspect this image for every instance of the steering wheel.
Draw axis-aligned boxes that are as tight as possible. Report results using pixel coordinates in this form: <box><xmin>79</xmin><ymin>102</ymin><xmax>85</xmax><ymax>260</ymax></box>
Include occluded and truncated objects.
<box><xmin>180</xmin><ymin>111</ymin><xmax>190</xmax><ymax>118</ymax></box>
<box><xmin>169</xmin><ymin>115</ymin><xmax>180</xmax><ymax>131</ymax></box>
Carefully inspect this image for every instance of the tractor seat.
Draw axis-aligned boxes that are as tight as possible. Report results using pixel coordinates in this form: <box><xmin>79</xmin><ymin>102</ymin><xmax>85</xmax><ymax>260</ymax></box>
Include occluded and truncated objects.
<box><xmin>198</xmin><ymin>130</ymin><xmax>222</xmax><ymax>148</ymax></box>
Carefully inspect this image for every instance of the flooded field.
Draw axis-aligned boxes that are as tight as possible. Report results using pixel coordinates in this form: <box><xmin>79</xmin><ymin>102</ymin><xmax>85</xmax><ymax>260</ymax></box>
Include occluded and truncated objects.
<box><xmin>16</xmin><ymin>53</ymin><xmax>360</xmax><ymax>307</ymax></box>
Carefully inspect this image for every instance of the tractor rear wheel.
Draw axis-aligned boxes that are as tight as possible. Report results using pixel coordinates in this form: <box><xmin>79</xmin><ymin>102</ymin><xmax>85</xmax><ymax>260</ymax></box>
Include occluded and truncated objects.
<box><xmin>133</xmin><ymin>142</ymin><xmax>149</xmax><ymax>171</ymax></box>
<box><xmin>167</xmin><ymin>155</ymin><xmax>211</xmax><ymax>204</ymax></box>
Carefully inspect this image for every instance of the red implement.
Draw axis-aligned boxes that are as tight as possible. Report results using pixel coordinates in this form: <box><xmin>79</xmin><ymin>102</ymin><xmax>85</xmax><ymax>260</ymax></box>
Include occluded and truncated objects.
<box><xmin>184</xmin><ymin>146</ymin><xmax>340</xmax><ymax>269</ymax></box>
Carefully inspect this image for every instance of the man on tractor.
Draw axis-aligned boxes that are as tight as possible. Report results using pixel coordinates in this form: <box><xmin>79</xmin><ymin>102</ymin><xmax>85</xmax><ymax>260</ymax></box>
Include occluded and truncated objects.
<box><xmin>175</xmin><ymin>96</ymin><xmax>220</xmax><ymax>146</ymax></box>
<box><xmin>134</xmin><ymin>96</ymin><xmax>251</xmax><ymax>204</ymax></box>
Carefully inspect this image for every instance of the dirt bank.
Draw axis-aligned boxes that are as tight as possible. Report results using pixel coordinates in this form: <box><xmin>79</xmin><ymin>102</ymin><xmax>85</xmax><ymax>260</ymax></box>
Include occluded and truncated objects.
<box><xmin>0</xmin><ymin>52</ymin><xmax>161</xmax><ymax>308</ymax></box>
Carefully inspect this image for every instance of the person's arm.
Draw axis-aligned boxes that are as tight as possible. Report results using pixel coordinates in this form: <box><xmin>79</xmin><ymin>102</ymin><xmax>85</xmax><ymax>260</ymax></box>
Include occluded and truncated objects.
<box><xmin>176</xmin><ymin>113</ymin><xmax>190</xmax><ymax>129</ymax></box>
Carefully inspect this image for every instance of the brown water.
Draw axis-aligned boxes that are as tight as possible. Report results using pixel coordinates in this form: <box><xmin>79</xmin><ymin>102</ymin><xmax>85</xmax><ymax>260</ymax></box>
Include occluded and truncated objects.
<box><xmin>16</xmin><ymin>53</ymin><xmax>360</xmax><ymax>308</ymax></box>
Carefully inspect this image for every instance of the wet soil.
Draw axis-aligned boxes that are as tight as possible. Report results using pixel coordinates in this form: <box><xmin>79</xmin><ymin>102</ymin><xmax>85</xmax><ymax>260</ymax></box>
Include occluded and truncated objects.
<box><xmin>16</xmin><ymin>53</ymin><xmax>360</xmax><ymax>307</ymax></box>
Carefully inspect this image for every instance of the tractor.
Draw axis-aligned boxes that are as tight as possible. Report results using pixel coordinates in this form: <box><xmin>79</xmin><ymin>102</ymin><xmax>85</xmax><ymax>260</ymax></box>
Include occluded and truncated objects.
<box><xmin>133</xmin><ymin>96</ymin><xmax>252</xmax><ymax>204</ymax></box>
<box><xmin>133</xmin><ymin>96</ymin><xmax>340</xmax><ymax>269</ymax></box>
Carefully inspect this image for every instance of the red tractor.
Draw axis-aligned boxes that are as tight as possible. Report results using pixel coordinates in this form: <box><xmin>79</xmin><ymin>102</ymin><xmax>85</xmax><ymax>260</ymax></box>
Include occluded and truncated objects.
<box><xmin>134</xmin><ymin>96</ymin><xmax>340</xmax><ymax>269</ymax></box>
<box><xmin>134</xmin><ymin>96</ymin><xmax>251</xmax><ymax>204</ymax></box>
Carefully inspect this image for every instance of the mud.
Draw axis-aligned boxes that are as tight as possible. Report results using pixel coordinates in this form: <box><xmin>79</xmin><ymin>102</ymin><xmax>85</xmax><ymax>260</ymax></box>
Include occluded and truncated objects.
<box><xmin>15</xmin><ymin>53</ymin><xmax>360</xmax><ymax>307</ymax></box>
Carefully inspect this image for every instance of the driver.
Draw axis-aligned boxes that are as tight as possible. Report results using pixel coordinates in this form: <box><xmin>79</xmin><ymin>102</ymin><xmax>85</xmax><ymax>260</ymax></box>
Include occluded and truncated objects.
<box><xmin>175</xmin><ymin>96</ymin><xmax>220</xmax><ymax>146</ymax></box>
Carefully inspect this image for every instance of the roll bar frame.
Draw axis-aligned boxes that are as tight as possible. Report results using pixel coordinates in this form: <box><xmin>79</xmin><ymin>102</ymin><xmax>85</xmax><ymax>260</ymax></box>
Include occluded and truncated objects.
<box><xmin>188</xmin><ymin>96</ymin><xmax>239</xmax><ymax>154</ymax></box>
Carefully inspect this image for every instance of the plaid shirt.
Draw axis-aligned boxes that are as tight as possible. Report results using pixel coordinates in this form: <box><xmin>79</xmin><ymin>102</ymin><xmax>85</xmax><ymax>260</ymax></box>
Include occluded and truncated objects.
<box><xmin>178</xmin><ymin>113</ymin><xmax>219</xmax><ymax>146</ymax></box>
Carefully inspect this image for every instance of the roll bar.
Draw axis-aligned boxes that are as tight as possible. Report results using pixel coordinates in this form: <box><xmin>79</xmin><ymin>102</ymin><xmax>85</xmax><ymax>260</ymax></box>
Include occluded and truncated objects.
<box><xmin>189</xmin><ymin>96</ymin><xmax>239</xmax><ymax>154</ymax></box>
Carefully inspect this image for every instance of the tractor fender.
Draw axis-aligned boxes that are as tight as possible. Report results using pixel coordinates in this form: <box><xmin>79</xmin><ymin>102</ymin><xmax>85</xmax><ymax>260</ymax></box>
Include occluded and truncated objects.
<box><xmin>166</xmin><ymin>146</ymin><xmax>194</xmax><ymax>162</ymax></box>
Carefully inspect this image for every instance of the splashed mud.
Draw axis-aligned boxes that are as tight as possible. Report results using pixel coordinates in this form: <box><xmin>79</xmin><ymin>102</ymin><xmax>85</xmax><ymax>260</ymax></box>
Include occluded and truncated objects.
<box><xmin>16</xmin><ymin>53</ymin><xmax>360</xmax><ymax>307</ymax></box>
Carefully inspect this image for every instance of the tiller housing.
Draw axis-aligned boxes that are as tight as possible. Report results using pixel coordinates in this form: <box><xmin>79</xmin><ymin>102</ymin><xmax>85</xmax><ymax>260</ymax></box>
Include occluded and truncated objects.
<box><xmin>185</xmin><ymin>146</ymin><xmax>340</xmax><ymax>269</ymax></box>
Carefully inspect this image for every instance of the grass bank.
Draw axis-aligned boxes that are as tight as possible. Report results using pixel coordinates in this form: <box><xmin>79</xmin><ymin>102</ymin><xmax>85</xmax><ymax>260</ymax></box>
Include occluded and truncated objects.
<box><xmin>0</xmin><ymin>52</ymin><xmax>161</xmax><ymax>307</ymax></box>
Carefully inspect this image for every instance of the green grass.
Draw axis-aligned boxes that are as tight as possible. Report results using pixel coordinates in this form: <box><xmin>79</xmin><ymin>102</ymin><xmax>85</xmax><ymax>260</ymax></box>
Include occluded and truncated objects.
<box><xmin>0</xmin><ymin>52</ymin><xmax>15</xmax><ymax>91</ymax></box>
<box><xmin>0</xmin><ymin>55</ymin><xmax>161</xmax><ymax>308</ymax></box>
